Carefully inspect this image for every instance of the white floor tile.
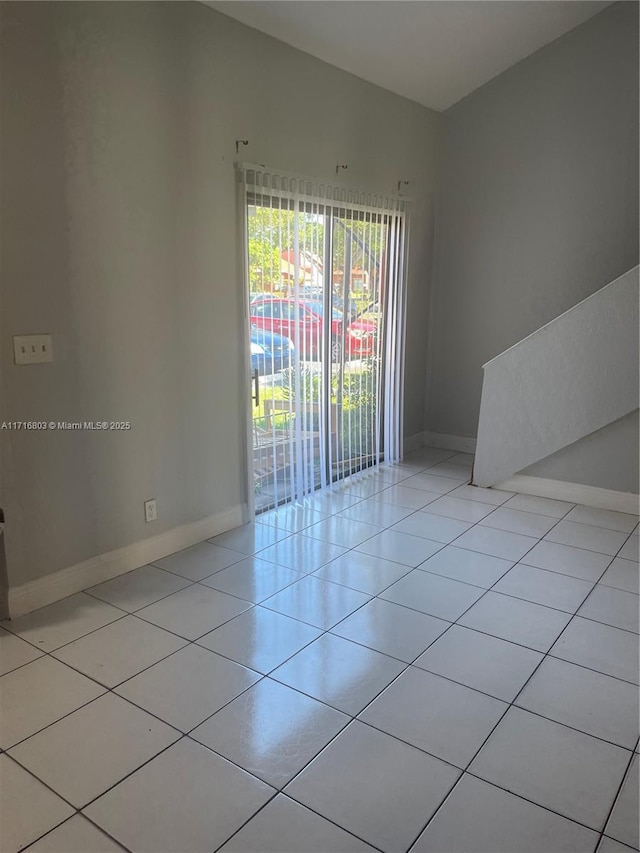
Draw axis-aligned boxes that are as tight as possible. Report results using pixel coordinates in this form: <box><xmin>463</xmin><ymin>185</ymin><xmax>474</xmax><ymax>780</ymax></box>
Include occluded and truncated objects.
<box><xmin>26</xmin><ymin>815</ymin><xmax>126</xmax><ymax>853</ymax></box>
<box><xmin>406</xmin><ymin>447</ymin><xmax>456</xmax><ymax>466</ymax></box>
<box><xmin>334</xmin><ymin>477</ymin><xmax>389</xmax><ymax>499</ymax></box>
<box><xmin>459</xmin><ymin>591</ymin><xmax>571</xmax><ymax>652</ymax></box>
<box><xmin>52</xmin><ymin>615</ymin><xmax>187</xmax><ymax>687</ymax></box>
<box><xmin>418</xmin><ymin>545</ymin><xmax>513</xmax><ymax>588</ymax></box>
<box><xmin>605</xmin><ymin>754</ymin><xmax>639</xmax><ymax>850</ymax></box>
<box><xmin>503</xmin><ymin>493</ymin><xmax>574</xmax><ymax>519</ymax></box>
<box><xmin>423</xmin><ymin>495</ymin><xmax>496</xmax><ymax>523</ymax></box>
<box><xmin>331</xmin><ymin>597</ymin><xmax>449</xmax><ymax>662</ymax></box>
<box><xmin>360</xmin><ymin>666</ymin><xmax>507</xmax><ymax>768</ymax></box>
<box><xmin>136</xmin><ymin>583</ymin><xmax>252</xmax><ymax>640</ymax></box>
<box><xmin>9</xmin><ymin>693</ymin><xmax>179</xmax><ymax>807</ymax></box>
<box><xmin>371</xmin><ymin>484</ymin><xmax>440</xmax><ymax>510</ymax></box>
<box><xmin>545</xmin><ymin>521</ymin><xmax>628</xmax><ymax>556</ymax></box>
<box><xmin>383</xmin><ymin>459</ymin><xmax>429</xmax><ymax>474</ymax></box>
<box><xmin>470</xmin><ymin>707</ymin><xmax>631</xmax><ymax>830</ymax></box>
<box><xmin>257</xmin><ymin>534</ymin><xmax>347</xmax><ymax>573</ymax></box>
<box><xmin>255</xmin><ymin>515</ymin><xmax>296</xmax><ymax>536</ymax></box>
<box><xmin>449</xmin><ymin>452</ymin><xmax>475</xmax><ymax>465</ymax></box>
<box><xmin>390</xmin><ymin>511</ymin><xmax>471</xmax><ymax>543</ymax></box>
<box><xmin>197</xmin><ymin>606</ymin><xmax>321</xmax><ymax>674</ymax></box>
<box><xmin>522</xmin><ymin>540</ymin><xmax>613</xmax><ymax>581</ymax></box>
<box><xmin>350</xmin><ymin>469</ymin><xmax>404</xmax><ymax>488</ymax></box>
<box><xmin>425</xmin><ymin>461</ymin><xmax>473</xmax><ymax>480</ymax></box>
<box><xmin>305</xmin><ymin>516</ymin><xmax>382</xmax><ymax>548</ymax></box>
<box><xmin>191</xmin><ymin>679</ymin><xmax>348</xmax><ymax>788</ymax></box>
<box><xmin>312</xmin><ymin>551</ymin><xmax>410</xmax><ymax>595</ymax></box>
<box><xmin>305</xmin><ymin>491</ymin><xmax>364</xmax><ymax>514</ymax></box>
<box><xmin>449</xmin><ymin>484</ymin><xmax>514</xmax><ymax>505</ymax></box>
<box><xmin>339</xmin><ymin>498</ymin><xmax>414</xmax><ymax>527</ymax></box>
<box><xmin>516</xmin><ymin>657</ymin><xmax>639</xmax><ymax>749</ymax></box>
<box><xmin>199</xmin><ymin>557</ymin><xmax>303</xmax><ymax>603</ymax></box>
<box><xmin>84</xmin><ymin>738</ymin><xmax>274</xmax><ymax>853</ymax></box>
<box><xmin>599</xmin><ymin>557</ymin><xmax>640</xmax><ymax>594</ymax></box>
<box><xmin>564</xmin><ymin>506</ymin><xmax>639</xmax><ymax>534</ymax></box>
<box><xmin>271</xmin><ymin>633</ymin><xmax>404</xmax><ymax>716</ymax></box>
<box><xmin>493</xmin><ymin>564</ymin><xmax>594</xmax><ymax>613</ymax></box>
<box><xmin>598</xmin><ymin>836</ymin><xmax>638</xmax><ymax>853</ymax></box>
<box><xmin>152</xmin><ymin>541</ymin><xmax>244</xmax><ymax>580</ymax></box>
<box><xmin>0</xmin><ymin>755</ymin><xmax>74</xmax><ymax>853</ymax></box>
<box><xmin>618</xmin><ymin>535</ymin><xmax>639</xmax><ymax>562</ymax></box>
<box><xmin>578</xmin><ymin>586</ymin><xmax>639</xmax><ymax>634</ymax></box>
<box><xmin>454</xmin><ymin>526</ymin><xmax>538</xmax><ymax>561</ymax></box>
<box><xmin>6</xmin><ymin>468</ymin><xmax>639</xmax><ymax>853</ymax></box>
<box><xmin>0</xmin><ymin>656</ymin><xmax>104</xmax><ymax>749</ymax></box>
<box><xmin>262</xmin><ymin>576</ymin><xmax>370</xmax><ymax>630</ymax></box>
<box><xmin>480</xmin><ymin>506</ymin><xmax>558</xmax><ymax>538</ymax></box>
<box><xmin>355</xmin><ymin>529</ymin><xmax>443</xmax><ymax>567</ymax></box>
<box><xmin>1</xmin><ymin>593</ymin><xmax>123</xmax><ymax>652</ymax></box>
<box><xmin>257</xmin><ymin>504</ymin><xmax>328</xmax><ymax>533</ymax></box>
<box><xmin>115</xmin><ymin>644</ymin><xmax>260</xmax><ymax>732</ymax></box>
<box><xmin>551</xmin><ymin>616</ymin><xmax>639</xmax><ymax>685</ymax></box>
<box><xmin>219</xmin><ymin>794</ymin><xmax>377</xmax><ymax>852</ymax></box>
<box><xmin>374</xmin><ymin>465</ymin><xmax>418</xmax><ymax>483</ymax></box>
<box><xmin>412</xmin><ymin>774</ymin><xmax>598</xmax><ymax>853</ymax></box>
<box><xmin>86</xmin><ymin>565</ymin><xmax>191</xmax><ymax>612</ymax></box>
<box><xmin>285</xmin><ymin>720</ymin><xmax>459</xmax><ymax>853</ymax></box>
<box><xmin>400</xmin><ymin>472</ymin><xmax>463</xmax><ymax>494</ymax></box>
<box><xmin>209</xmin><ymin>522</ymin><xmax>291</xmax><ymax>555</ymax></box>
<box><xmin>380</xmin><ymin>570</ymin><xmax>484</xmax><ymax>621</ymax></box>
<box><xmin>414</xmin><ymin>624</ymin><xmax>543</xmax><ymax>702</ymax></box>
<box><xmin>0</xmin><ymin>627</ymin><xmax>43</xmax><ymax>676</ymax></box>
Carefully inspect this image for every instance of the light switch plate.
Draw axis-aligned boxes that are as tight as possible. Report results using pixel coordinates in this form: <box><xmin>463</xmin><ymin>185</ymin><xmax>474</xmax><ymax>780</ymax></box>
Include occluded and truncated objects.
<box><xmin>13</xmin><ymin>335</ymin><xmax>53</xmax><ymax>365</ymax></box>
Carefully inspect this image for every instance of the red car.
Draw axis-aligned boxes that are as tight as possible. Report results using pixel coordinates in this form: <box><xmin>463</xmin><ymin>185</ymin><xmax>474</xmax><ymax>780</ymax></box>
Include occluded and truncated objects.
<box><xmin>250</xmin><ymin>296</ymin><xmax>377</xmax><ymax>361</ymax></box>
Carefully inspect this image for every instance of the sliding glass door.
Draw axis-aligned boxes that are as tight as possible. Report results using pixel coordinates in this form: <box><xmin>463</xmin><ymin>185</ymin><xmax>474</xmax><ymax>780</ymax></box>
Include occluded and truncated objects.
<box><xmin>241</xmin><ymin>167</ymin><xmax>407</xmax><ymax>514</ymax></box>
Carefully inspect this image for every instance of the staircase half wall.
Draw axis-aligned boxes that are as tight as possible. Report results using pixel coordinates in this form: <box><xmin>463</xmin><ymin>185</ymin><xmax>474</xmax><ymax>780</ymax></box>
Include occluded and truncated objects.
<box><xmin>473</xmin><ymin>266</ymin><xmax>639</xmax><ymax>488</ymax></box>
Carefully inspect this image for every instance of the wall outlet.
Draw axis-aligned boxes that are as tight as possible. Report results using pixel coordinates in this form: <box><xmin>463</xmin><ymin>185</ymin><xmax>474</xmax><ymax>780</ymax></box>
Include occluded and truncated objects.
<box><xmin>13</xmin><ymin>334</ymin><xmax>53</xmax><ymax>365</ymax></box>
<box><xmin>144</xmin><ymin>499</ymin><xmax>158</xmax><ymax>523</ymax></box>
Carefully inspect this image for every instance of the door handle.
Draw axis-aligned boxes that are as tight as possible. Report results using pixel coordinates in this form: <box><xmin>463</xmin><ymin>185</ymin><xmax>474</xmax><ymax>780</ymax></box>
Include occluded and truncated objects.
<box><xmin>252</xmin><ymin>367</ymin><xmax>260</xmax><ymax>407</ymax></box>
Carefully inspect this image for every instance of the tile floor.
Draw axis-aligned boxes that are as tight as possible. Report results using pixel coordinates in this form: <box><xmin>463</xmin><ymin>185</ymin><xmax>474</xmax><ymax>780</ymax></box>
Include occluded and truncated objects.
<box><xmin>1</xmin><ymin>447</ymin><xmax>639</xmax><ymax>853</ymax></box>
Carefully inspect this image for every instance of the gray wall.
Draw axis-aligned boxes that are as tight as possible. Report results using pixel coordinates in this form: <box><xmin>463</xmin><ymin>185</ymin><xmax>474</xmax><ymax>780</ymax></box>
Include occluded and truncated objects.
<box><xmin>427</xmin><ymin>1</ymin><xmax>639</xmax><ymax>439</ymax></box>
<box><xmin>523</xmin><ymin>410</ymin><xmax>640</xmax><ymax>494</ymax></box>
<box><xmin>0</xmin><ymin>1</ymin><xmax>442</xmax><ymax>587</ymax></box>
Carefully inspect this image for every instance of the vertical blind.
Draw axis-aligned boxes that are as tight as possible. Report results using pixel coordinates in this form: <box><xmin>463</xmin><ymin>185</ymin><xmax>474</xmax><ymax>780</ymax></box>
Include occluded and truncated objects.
<box><xmin>240</xmin><ymin>165</ymin><xmax>409</xmax><ymax>511</ymax></box>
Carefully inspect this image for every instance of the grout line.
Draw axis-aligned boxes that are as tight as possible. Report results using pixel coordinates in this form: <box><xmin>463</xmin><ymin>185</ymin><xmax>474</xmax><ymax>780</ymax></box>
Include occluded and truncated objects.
<box><xmin>0</xmin><ymin>752</ymin><xmax>85</xmax><ymax>841</ymax></box>
<box><xmin>207</xmin><ymin>468</ymin><xmax>474</xmax><ymax>851</ymax></box>
<box><xmin>19</xmin><ymin>808</ymin><xmax>133</xmax><ymax>853</ymax></box>
<box><xmin>18</xmin><ymin>817</ymin><xmax>83</xmax><ymax>853</ymax></box>
<box><xmin>414</xmin><ymin>768</ymin><xmax>616</xmax><ymax>851</ymax></box>
<box><xmin>1</xmin><ymin>605</ymin><xmax>131</xmax><ymax>647</ymax></box>
<box><xmin>397</xmin><ymin>504</ymin><xmax>635</xmax><ymax>850</ymax></box>
<box><xmin>249</xmin><ymin>496</ymin><xmax>566</xmax><ymax>851</ymax></box>
<box><xmin>593</xmin><ymin>744</ymin><xmax>639</xmax><ymax>852</ymax></box>
<box><xmin>210</xmin><ymin>790</ymin><xmax>387</xmax><ymax>853</ymax></box>
<box><xmin>5</xmin><ymin>454</ymin><xmax>638</xmax><ymax>853</ymax></box>
<box><xmin>82</xmin><ymin>574</ymin><xmax>195</xmax><ymax>610</ymax></box>
<box><xmin>72</xmin><ymin>811</ymin><xmax>134</xmax><ymax>853</ymax></box>
<box><xmin>191</xmin><ymin>633</ymin><xmax>321</xmax><ymax>679</ymax></box>
<box><xmin>7</xmin><ymin>561</ymin><xmax>404</xmax><ymax>852</ymax></box>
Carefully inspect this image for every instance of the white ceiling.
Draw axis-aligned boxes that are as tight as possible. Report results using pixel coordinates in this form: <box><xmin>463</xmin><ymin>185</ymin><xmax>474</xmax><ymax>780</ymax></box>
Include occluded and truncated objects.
<box><xmin>205</xmin><ymin>1</ymin><xmax>612</xmax><ymax>111</ymax></box>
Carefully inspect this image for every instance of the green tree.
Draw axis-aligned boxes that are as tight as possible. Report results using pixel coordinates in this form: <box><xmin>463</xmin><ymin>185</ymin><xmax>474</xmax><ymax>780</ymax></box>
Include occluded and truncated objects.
<box><xmin>247</xmin><ymin>204</ymin><xmax>386</xmax><ymax>299</ymax></box>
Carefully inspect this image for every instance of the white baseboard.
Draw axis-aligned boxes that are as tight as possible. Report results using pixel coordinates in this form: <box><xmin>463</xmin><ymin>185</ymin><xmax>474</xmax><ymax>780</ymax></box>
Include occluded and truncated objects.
<box><xmin>8</xmin><ymin>505</ymin><xmax>245</xmax><ymax>619</ymax></box>
<box><xmin>495</xmin><ymin>475</ymin><xmax>640</xmax><ymax>515</ymax></box>
<box><xmin>422</xmin><ymin>432</ymin><xmax>478</xmax><ymax>454</ymax></box>
<box><xmin>403</xmin><ymin>433</ymin><xmax>425</xmax><ymax>454</ymax></box>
